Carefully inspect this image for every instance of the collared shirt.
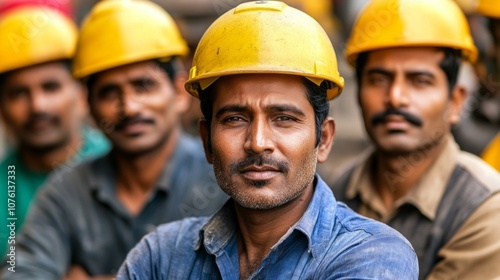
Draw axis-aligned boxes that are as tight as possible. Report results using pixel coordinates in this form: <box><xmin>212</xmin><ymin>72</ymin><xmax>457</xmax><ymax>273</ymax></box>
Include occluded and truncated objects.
<box><xmin>332</xmin><ymin>137</ymin><xmax>500</xmax><ymax>279</ymax></box>
<box><xmin>0</xmin><ymin>126</ymin><xmax>110</xmax><ymax>255</ymax></box>
<box><xmin>1</xmin><ymin>133</ymin><xmax>228</xmax><ymax>279</ymax></box>
<box><xmin>117</xmin><ymin>175</ymin><xmax>419</xmax><ymax>280</ymax></box>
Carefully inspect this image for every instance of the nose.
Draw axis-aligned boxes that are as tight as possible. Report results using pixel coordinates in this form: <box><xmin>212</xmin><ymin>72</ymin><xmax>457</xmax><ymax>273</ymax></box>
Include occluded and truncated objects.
<box><xmin>386</xmin><ymin>76</ymin><xmax>409</xmax><ymax>109</ymax></box>
<box><xmin>244</xmin><ymin>116</ymin><xmax>275</xmax><ymax>155</ymax></box>
<box><xmin>119</xmin><ymin>88</ymin><xmax>142</xmax><ymax>117</ymax></box>
<box><xmin>29</xmin><ymin>90</ymin><xmax>50</xmax><ymax>113</ymax></box>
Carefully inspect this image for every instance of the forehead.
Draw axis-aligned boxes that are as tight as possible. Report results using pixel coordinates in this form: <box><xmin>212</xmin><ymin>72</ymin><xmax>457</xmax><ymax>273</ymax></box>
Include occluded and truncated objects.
<box><xmin>3</xmin><ymin>61</ymin><xmax>72</xmax><ymax>86</ymax></box>
<box><xmin>212</xmin><ymin>74</ymin><xmax>311</xmax><ymax>109</ymax></box>
<box><xmin>93</xmin><ymin>60</ymin><xmax>169</xmax><ymax>85</ymax></box>
<box><xmin>365</xmin><ymin>47</ymin><xmax>445</xmax><ymax>73</ymax></box>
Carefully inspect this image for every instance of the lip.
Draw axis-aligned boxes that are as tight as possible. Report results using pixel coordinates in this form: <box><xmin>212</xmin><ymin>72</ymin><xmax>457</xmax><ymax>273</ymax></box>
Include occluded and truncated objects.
<box><xmin>120</xmin><ymin>122</ymin><xmax>152</xmax><ymax>135</ymax></box>
<box><xmin>381</xmin><ymin>115</ymin><xmax>411</xmax><ymax>131</ymax></box>
<box><xmin>27</xmin><ymin>119</ymin><xmax>54</xmax><ymax>131</ymax></box>
<box><xmin>241</xmin><ymin>165</ymin><xmax>280</xmax><ymax>181</ymax></box>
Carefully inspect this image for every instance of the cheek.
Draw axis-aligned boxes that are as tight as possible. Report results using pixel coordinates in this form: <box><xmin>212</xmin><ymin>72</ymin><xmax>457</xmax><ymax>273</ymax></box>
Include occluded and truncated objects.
<box><xmin>2</xmin><ymin>100</ymin><xmax>29</xmax><ymax>125</ymax></box>
<box><xmin>56</xmin><ymin>91</ymin><xmax>81</xmax><ymax>115</ymax></box>
<box><xmin>418</xmin><ymin>96</ymin><xmax>449</xmax><ymax>124</ymax></box>
<box><xmin>359</xmin><ymin>89</ymin><xmax>378</xmax><ymax>109</ymax></box>
<box><xmin>93</xmin><ymin>96</ymin><xmax>121</xmax><ymax>116</ymax></box>
<box><xmin>211</xmin><ymin>129</ymin><xmax>241</xmax><ymax>162</ymax></box>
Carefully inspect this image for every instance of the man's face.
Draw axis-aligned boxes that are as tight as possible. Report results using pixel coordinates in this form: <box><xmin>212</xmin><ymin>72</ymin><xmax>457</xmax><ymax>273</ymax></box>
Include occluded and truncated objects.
<box><xmin>359</xmin><ymin>47</ymin><xmax>464</xmax><ymax>155</ymax></box>
<box><xmin>0</xmin><ymin>61</ymin><xmax>85</xmax><ymax>151</ymax></box>
<box><xmin>90</xmin><ymin>61</ymin><xmax>188</xmax><ymax>155</ymax></box>
<box><xmin>200</xmin><ymin>74</ymin><xmax>333</xmax><ymax>210</ymax></box>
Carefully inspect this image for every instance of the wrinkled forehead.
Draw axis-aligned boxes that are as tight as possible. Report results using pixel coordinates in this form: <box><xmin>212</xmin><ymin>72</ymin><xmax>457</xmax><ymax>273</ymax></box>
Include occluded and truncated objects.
<box><xmin>212</xmin><ymin>74</ymin><xmax>310</xmax><ymax>107</ymax></box>
<box><xmin>364</xmin><ymin>47</ymin><xmax>445</xmax><ymax>72</ymax></box>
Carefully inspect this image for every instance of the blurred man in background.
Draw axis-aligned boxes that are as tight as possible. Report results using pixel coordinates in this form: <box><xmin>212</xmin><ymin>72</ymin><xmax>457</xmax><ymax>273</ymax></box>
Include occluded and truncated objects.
<box><xmin>1</xmin><ymin>0</ymin><xmax>227</xmax><ymax>279</ymax></box>
<box><xmin>0</xmin><ymin>2</ymin><xmax>110</xmax><ymax>256</ymax></box>
<box><xmin>333</xmin><ymin>0</ymin><xmax>500</xmax><ymax>279</ymax></box>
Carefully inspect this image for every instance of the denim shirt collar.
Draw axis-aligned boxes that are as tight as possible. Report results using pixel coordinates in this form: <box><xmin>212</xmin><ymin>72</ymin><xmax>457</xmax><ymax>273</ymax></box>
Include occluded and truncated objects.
<box><xmin>195</xmin><ymin>175</ymin><xmax>336</xmax><ymax>258</ymax></box>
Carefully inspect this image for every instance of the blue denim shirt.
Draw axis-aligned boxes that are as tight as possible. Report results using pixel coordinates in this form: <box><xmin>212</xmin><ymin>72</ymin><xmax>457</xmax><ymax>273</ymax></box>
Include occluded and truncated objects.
<box><xmin>117</xmin><ymin>175</ymin><xmax>418</xmax><ymax>279</ymax></box>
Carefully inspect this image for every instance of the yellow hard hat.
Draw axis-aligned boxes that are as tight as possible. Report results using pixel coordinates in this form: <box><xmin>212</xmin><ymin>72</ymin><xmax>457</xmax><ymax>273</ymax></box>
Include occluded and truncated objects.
<box><xmin>0</xmin><ymin>6</ymin><xmax>77</xmax><ymax>74</ymax></box>
<box><xmin>346</xmin><ymin>0</ymin><xmax>478</xmax><ymax>66</ymax></box>
<box><xmin>477</xmin><ymin>0</ymin><xmax>500</xmax><ymax>18</ymax></box>
<box><xmin>73</xmin><ymin>0</ymin><xmax>188</xmax><ymax>79</ymax></box>
<box><xmin>185</xmin><ymin>1</ymin><xmax>344</xmax><ymax>100</ymax></box>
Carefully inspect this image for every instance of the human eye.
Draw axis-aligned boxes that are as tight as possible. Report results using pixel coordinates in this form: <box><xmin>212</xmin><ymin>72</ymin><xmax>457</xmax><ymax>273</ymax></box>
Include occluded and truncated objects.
<box><xmin>368</xmin><ymin>74</ymin><xmax>389</xmax><ymax>86</ymax></box>
<box><xmin>134</xmin><ymin>78</ymin><xmax>158</xmax><ymax>93</ymax></box>
<box><xmin>273</xmin><ymin>115</ymin><xmax>300</xmax><ymax>128</ymax></box>
<box><xmin>223</xmin><ymin>115</ymin><xmax>246</xmax><ymax>123</ymax></box>
<box><xmin>42</xmin><ymin>81</ymin><xmax>62</xmax><ymax>93</ymax></box>
<box><xmin>96</xmin><ymin>86</ymin><xmax>120</xmax><ymax>101</ymax></box>
<box><xmin>412</xmin><ymin>75</ymin><xmax>433</xmax><ymax>87</ymax></box>
<box><xmin>275</xmin><ymin>115</ymin><xmax>295</xmax><ymax>122</ymax></box>
<box><xmin>5</xmin><ymin>88</ymin><xmax>28</xmax><ymax>101</ymax></box>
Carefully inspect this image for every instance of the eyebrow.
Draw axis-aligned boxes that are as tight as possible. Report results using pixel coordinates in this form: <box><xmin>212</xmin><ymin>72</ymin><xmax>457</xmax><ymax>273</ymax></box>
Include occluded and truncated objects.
<box><xmin>95</xmin><ymin>83</ymin><xmax>119</xmax><ymax>97</ymax></box>
<box><xmin>94</xmin><ymin>75</ymin><xmax>156</xmax><ymax>95</ymax></box>
<box><xmin>214</xmin><ymin>104</ymin><xmax>306</xmax><ymax>119</ymax></box>
<box><xmin>215</xmin><ymin>105</ymin><xmax>246</xmax><ymax>120</ymax></box>
<box><xmin>130</xmin><ymin>76</ymin><xmax>156</xmax><ymax>86</ymax></box>
<box><xmin>365</xmin><ymin>68</ymin><xmax>393</xmax><ymax>76</ymax></box>
<box><xmin>366</xmin><ymin>67</ymin><xmax>435</xmax><ymax>78</ymax></box>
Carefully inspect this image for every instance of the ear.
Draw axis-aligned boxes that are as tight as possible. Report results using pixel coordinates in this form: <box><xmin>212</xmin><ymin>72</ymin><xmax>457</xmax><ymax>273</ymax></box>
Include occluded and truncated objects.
<box><xmin>172</xmin><ymin>72</ymin><xmax>192</xmax><ymax>114</ymax></box>
<box><xmin>198</xmin><ymin>118</ymin><xmax>213</xmax><ymax>164</ymax></box>
<box><xmin>448</xmin><ymin>84</ymin><xmax>467</xmax><ymax>125</ymax></box>
<box><xmin>317</xmin><ymin>117</ymin><xmax>336</xmax><ymax>163</ymax></box>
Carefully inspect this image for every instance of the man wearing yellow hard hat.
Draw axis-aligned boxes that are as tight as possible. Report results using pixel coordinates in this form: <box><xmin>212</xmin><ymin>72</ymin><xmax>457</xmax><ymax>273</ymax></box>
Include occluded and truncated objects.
<box><xmin>2</xmin><ymin>0</ymin><xmax>227</xmax><ymax>279</ymax></box>
<box><xmin>454</xmin><ymin>0</ymin><xmax>500</xmax><ymax>172</ymax></box>
<box><xmin>0</xmin><ymin>3</ymin><xmax>110</xmax><ymax>258</ymax></box>
<box><xmin>332</xmin><ymin>0</ymin><xmax>500</xmax><ymax>279</ymax></box>
<box><xmin>117</xmin><ymin>1</ymin><xmax>418</xmax><ymax>278</ymax></box>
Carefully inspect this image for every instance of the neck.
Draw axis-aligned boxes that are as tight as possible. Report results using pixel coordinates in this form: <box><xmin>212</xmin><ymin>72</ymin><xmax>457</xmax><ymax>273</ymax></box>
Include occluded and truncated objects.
<box><xmin>114</xmin><ymin>128</ymin><xmax>179</xmax><ymax>216</ymax></box>
<box><xmin>371</xmin><ymin>136</ymin><xmax>449</xmax><ymax>211</ymax></box>
<box><xmin>19</xmin><ymin>132</ymin><xmax>82</xmax><ymax>173</ymax></box>
<box><xmin>235</xmin><ymin>183</ymin><xmax>314</xmax><ymax>278</ymax></box>
<box><xmin>114</xmin><ymin>129</ymin><xmax>179</xmax><ymax>193</ymax></box>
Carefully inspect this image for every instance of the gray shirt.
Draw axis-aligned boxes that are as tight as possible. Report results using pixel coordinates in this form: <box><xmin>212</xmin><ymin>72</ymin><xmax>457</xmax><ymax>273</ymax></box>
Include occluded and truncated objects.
<box><xmin>2</xmin><ymin>134</ymin><xmax>228</xmax><ymax>279</ymax></box>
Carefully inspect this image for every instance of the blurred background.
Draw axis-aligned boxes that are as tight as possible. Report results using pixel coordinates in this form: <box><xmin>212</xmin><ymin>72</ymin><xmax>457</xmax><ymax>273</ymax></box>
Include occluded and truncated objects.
<box><xmin>0</xmin><ymin>0</ymin><xmax>497</xmax><ymax>185</ymax></box>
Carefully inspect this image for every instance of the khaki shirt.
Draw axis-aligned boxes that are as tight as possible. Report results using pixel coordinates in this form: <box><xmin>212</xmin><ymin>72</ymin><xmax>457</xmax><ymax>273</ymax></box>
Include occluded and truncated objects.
<box><xmin>337</xmin><ymin>137</ymin><xmax>500</xmax><ymax>280</ymax></box>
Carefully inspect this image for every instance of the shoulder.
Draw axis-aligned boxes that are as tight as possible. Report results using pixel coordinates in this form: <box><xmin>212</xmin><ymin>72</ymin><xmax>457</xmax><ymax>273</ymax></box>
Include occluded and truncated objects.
<box><xmin>428</xmin><ymin>192</ymin><xmax>500</xmax><ymax>278</ymax></box>
<box><xmin>452</xmin><ymin>191</ymin><xmax>500</xmax><ymax>242</ymax></box>
<box><xmin>177</xmin><ymin>134</ymin><xmax>206</xmax><ymax>159</ymax></box>
<box><xmin>38</xmin><ymin>155</ymin><xmax>105</xmax><ymax>198</ymax></box>
<box><xmin>321</xmin><ymin>203</ymin><xmax>418</xmax><ymax>279</ymax></box>
<box><xmin>153</xmin><ymin>217</ymin><xmax>208</xmax><ymax>245</ymax></box>
<box><xmin>173</xmin><ymin>134</ymin><xmax>214</xmax><ymax>176</ymax></box>
<box><xmin>334</xmin><ymin>202</ymin><xmax>412</xmax><ymax>244</ymax></box>
<box><xmin>118</xmin><ymin>217</ymin><xmax>208</xmax><ymax>278</ymax></box>
<box><xmin>455</xmin><ymin>150</ymin><xmax>500</xmax><ymax>192</ymax></box>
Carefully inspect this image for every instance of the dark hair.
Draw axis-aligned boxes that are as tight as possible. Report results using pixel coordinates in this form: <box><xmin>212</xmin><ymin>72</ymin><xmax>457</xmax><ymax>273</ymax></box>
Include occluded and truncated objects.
<box><xmin>85</xmin><ymin>58</ymin><xmax>180</xmax><ymax>98</ymax></box>
<box><xmin>199</xmin><ymin>76</ymin><xmax>331</xmax><ymax>147</ymax></box>
<box><xmin>355</xmin><ymin>48</ymin><xmax>462</xmax><ymax>95</ymax></box>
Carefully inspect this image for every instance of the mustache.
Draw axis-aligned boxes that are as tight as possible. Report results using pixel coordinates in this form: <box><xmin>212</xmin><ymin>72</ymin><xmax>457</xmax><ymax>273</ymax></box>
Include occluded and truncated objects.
<box><xmin>24</xmin><ymin>113</ymin><xmax>59</xmax><ymax>129</ymax></box>
<box><xmin>230</xmin><ymin>154</ymin><xmax>290</xmax><ymax>174</ymax></box>
<box><xmin>114</xmin><ymin>115</ymin><xmax>155</xmax><ymax>131</ymax></box>
<box><xmin>371</xmin><ymin>109</ymin><xmax>423</xmax><ymax>127</ymax></box>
